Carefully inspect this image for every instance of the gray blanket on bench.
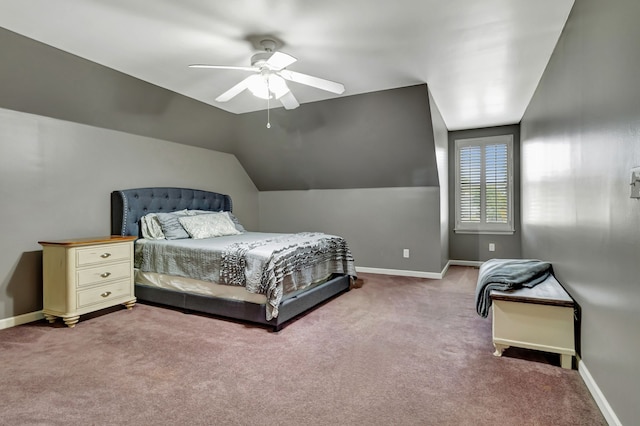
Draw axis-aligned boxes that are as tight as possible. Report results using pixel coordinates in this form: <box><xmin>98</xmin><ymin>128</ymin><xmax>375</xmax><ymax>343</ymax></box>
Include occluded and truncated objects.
<box><xmin>475</xmin><ymin>259</ymin><xmax>551</xmax><ymax>318</ymax></box>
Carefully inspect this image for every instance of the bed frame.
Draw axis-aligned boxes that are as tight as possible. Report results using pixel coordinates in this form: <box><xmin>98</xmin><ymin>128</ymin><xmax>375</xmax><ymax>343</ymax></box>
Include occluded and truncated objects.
<box><xmin>111</xmin><ymin>187</ymin><xmax>352</xmax><ymax>331</ymax></box>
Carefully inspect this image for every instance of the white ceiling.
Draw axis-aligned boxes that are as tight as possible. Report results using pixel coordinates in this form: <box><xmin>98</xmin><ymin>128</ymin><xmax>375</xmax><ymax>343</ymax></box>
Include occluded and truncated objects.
<box><xmin>0</xmin><ymin>0</ymin><xmax>574</xmax><ymax>130</ymax></box>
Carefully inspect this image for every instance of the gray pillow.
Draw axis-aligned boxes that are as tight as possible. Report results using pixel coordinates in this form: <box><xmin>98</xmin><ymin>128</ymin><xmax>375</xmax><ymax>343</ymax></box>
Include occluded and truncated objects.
<box><xmin>155</xmin><ymin>212</ymin><xmax>190</xmax><ymax>240</ymax></box>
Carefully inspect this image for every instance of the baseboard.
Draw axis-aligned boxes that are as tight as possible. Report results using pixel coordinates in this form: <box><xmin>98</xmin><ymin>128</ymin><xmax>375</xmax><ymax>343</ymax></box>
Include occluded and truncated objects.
<box><xmin>356</xmin><ymin>261</ymin><xmax>450</xmax><ymax>279</ymax></box>
<box><xmin>578</xmin><ymin>357</ymin><xmax>622</xmax><ymax>426</ymax></box>
<box><xmin>440</xmin><ymin>260</ymin><xmax>450</xmax><ymax>277</ymax></box>
<box><xmin>449</xmin><ymin>260</ymin><xmax>484</xmax><ymax>267</ymax></box>
<box><xmin>0</xmin><ymin>310</ymin><xmax>44</xmax><ymax>330</ymax></box>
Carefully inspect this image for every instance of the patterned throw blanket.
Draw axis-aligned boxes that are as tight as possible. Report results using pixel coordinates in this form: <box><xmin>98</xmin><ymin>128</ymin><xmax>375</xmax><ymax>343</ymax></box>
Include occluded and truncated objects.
<box><xmin>136</xmin><ymin>232</ymin><xmax>356</xmax><ymax>320</ymax></box>
<box><xmin>475</xmin><ymin>258</ymin><xmax>551</xmax><ymax>318</ymax></box>
<box><xmin>221</xmin><ymin>232</ymin><xmax>355</xmax><ymax>320</ymax></box>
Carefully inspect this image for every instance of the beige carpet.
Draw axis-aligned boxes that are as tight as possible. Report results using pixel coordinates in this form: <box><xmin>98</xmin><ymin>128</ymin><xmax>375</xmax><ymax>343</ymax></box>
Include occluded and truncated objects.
<box><xmin>0</xmin><ymin>266</ymin><xmax>606</xmax><ymax>425</ymax></box>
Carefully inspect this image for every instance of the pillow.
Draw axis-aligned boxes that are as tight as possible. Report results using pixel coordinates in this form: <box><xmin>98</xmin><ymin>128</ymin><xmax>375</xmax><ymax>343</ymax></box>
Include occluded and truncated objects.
<box><xmin>140</xmin><ymin>213</ymin><xmax>165</xmax><ymax>240</ymax></box>
<box><xmin>186</xmin><ymin>209</ymin><xmax>212</xmax><ymax>215</ymax></box>
<box><xmin>186</xmin><ymin>210</ymin><xmax>246</xmax><ymax>233</ymax></box>
<box><xmin>155</xmin><ymin>211</ymin><xmax>190</xmax><ymax>240</ymax></box>
<box><xmin>225</xmin><ymin>212</ymin><xmax>246</xmax><ymax>233</ymax></box>
<box><xmin>178</xmin><ymin>213</ymin><xmax>241</xmax><ymax>239</ymax></box>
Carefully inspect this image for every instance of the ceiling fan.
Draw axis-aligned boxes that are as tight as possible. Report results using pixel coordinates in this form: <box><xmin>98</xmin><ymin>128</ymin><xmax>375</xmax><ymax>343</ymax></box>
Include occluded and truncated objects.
<box><xmin>189</xmin><ymin>39</ymin><xmax>345</xmax><ymax>111</ymax></box>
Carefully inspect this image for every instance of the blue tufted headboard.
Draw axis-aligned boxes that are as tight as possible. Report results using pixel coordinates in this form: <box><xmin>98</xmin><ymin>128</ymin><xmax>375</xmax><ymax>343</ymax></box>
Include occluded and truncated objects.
<box><xmin>111</xmin><ymin>187</ymin><xmax>233</xmax><ymax>237</ymax></box>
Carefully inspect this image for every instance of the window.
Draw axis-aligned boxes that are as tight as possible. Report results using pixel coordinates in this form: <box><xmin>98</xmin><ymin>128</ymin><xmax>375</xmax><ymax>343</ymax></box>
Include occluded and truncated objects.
<box><xmin>455</xmin><ymin>135</ymin><xmax>514</xmax><ymax>234</ymax></box>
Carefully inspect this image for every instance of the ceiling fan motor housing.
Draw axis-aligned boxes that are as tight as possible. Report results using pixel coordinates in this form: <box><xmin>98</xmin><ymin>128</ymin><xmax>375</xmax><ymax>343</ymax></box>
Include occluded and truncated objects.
<box><xmin>251</xmin><ymin>52</ymin><xmax>272</xmax><ymax>67</ymax></box>
<box><xmin>251</xmin><ymin>38</ymin><xmax>279</xmax><ymax>67</ymax></box>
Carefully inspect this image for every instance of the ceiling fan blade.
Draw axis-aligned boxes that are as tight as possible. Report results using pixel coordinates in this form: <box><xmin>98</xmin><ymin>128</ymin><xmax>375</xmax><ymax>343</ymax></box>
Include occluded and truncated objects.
<box><xmin>189</xmin><ymin>64</ymin><xmax>257</xmax><ymax>72</ymax></box>
<box><xmin>215</xmin><ymin>76</ymin><xmax>253</xmax><ymax>102</ymax></box>
<box><xmin>265</xmin><ymin>52</ymin><xmax>297</xmax><ymax>70</ymax></box>
<box><xmin>279</xmin><ymin>91</ymin><xmax>300</xmax><ymax>110</ymax></box>
<box><xmin>278</xmin><ymin>70</ymin><xmax>345</xmax><ymax>94</ymax></box>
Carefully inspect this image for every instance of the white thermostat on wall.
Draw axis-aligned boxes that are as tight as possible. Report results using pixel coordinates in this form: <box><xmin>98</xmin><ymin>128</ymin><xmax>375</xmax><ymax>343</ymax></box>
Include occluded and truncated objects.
<box><xmin>631</xmin><ymin>167</ymin><xmax>640</xmax><ymax>199</ymax></box>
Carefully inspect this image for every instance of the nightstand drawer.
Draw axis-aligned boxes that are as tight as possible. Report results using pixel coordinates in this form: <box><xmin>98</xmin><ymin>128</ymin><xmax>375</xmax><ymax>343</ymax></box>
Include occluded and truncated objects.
<box><xmin>77</xmin><ymin>280</ymin><xmax>131</xmax><ymax>308</ymax></box>
<box><xmin>76</xmin><ymin>243</ymin><xmax>131</xmax><ymax>266</ymax></box>
<box><xmin>76</xmin><ymin>262</ymin><xmax>132</xmax><ymax>288</ymax></box>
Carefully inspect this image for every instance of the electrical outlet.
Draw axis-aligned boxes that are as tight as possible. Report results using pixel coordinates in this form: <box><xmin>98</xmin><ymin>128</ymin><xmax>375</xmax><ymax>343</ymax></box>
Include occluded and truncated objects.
<box><xmin>489</xmin><ymin>243</ymin><xmax>496</xmax><ymax>252</ymax></box>
<box><xmin>631</xmin><ymin>167</ymin><xmax>640</xmax><ymax>199</ymax></box>
<box><xmin>403</xmin><ymin>249</ymin><xmax>410</xmax><ymax>258</ymax></box>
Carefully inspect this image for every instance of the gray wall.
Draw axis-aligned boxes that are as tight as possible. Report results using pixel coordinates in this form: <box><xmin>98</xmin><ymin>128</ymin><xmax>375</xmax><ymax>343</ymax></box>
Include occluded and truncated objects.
<box><xmin>259</xmin><ymin>188</ymin><xmax>443</xmax><ymax>273</ymax></box>
<box><xmin>234</xmin><ymin>85</ymin><xmax>439</xmax><ymax>191</ymax></box>
<box><xmin>0</xmin><ymin>27</ymin><xmax>260</xmax><ymax>321</ymax></box>
<box><xmin>448</xmin><ymin>125</ymin><xmax>522</xmax><ymax>261</ymax></box>
<box><xmin>520</xmin><ymin>0</ymin><xmax>640</xmax><ymax>423</ymax></box>
<box><xmin>0</xmin><ymin>107</ymin><xmax>258</xmax><ymax>320</ymax></box>
<box><xmin>0</xmin><ymin>26</ymin><xmax>450</xmax><ymax>320</ymax></box>
<box><xmin>0</xmin><ymin>27</ymin><xmax>237</xmax><ymax>153</ymax></box>
<box><xmin>0</xmin><ymin>28</ymin><xmax>258</xmax><ymax>319</ymax></box>
<box><xmin>256</xmin><ymin>85</ymin><xmax>447</xmax><ymax>274</ymax></box>
<box><xmin>429</xmin><ymin>90</ymin><xmax>449</xmax><ymax>271</ymax></box>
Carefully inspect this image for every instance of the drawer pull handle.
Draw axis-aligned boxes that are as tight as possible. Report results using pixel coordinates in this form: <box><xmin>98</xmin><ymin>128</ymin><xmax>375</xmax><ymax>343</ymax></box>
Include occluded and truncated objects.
<box><xmin>101</xmin><ymin>291</ymin><xmax>112</xmax><ymax>298</ymax></box>
<box><xmin>100</xmin><ymin>253</ymin><xmax>111</xmax><ymax>258</ymax></box>
<box><xmin>100</xmin><ymin>272</ymin><xmax>111</xmax><ymax>278</ymax></box>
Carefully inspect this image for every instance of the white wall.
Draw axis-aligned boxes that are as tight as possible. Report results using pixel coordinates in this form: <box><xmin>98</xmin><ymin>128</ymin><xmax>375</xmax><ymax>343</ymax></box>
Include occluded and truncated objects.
<box><xmin>0</xmin><ymin>108</ymin><xmax>258</xmax><ymax>319</ymax></box>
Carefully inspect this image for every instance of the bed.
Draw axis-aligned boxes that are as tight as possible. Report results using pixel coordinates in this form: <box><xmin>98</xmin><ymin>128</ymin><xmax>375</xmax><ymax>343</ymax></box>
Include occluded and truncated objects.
<box><xmin>111</xmin><ymin>187</ymin><xmax>356</xmax><ymax>331</ymax></box>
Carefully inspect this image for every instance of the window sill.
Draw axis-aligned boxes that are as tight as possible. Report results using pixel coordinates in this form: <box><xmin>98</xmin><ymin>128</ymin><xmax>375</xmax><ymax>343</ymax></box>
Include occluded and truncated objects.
<box><xmin>454</xmin><ymin>229</ymin><xmax>515</xmax><ymax>235</ymax></box>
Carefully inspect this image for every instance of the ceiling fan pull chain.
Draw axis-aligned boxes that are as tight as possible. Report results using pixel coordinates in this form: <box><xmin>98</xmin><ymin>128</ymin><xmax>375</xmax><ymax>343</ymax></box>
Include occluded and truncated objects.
<box><xmin>266</xmin><ymin>77</ymin><xmax>271</xmax><ymax>129</ymax></box>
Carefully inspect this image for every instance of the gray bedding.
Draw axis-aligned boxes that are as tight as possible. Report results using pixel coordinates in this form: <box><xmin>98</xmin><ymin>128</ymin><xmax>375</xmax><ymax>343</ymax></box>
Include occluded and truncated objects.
<box><xmin>136</xmin><ymin>232</ymin><xmax>356</xmax><ymax>320</ymax></box>
<box><xmin>475</xmin><ymin>258</ymin><xmax>552</xmax><ymax>318</ymax></box>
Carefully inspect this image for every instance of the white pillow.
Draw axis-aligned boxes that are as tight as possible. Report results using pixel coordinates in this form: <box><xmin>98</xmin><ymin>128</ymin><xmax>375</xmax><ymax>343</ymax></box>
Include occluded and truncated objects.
<box><xmin>140</xmin><ymin>213</ymin><xmax>165</xmax><ymax>240</ymax></box>
<box><xmin>224</xmin><ymin>212</ymin><xmax>246</xmax><ymax>233</ymax></box>
<box><xmin>178</xmin><ymin>213</ymin><xmax>241</xmax><ymax>239</ymax></box>
<box><xmin>186</xmin><ymin>210</ymin><xmax>246</xmax><ymax>233</ymax></box>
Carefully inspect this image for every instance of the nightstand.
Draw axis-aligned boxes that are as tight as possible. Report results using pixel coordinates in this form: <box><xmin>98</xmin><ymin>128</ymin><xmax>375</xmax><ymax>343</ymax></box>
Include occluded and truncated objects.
<box><xmin>39</xmin><ymin>236</ymin><xmax>137</xmax><ymax>327</ymax></box>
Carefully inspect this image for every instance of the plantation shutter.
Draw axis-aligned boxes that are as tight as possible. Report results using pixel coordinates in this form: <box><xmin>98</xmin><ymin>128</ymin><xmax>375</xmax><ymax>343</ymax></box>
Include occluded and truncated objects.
<box><xmin>485</xmin><ymin>143</ymin><xmax>508</xmax><ymax>224</ymax></box>
<box><xmin>458</xmin><ymin>146</ymin><xmax>482</xmax><ymax>223</ymax></box>
<box><xmin>455</xmin><ymin>135</ymin><xmax>513</xmax><ymax>233</ymax></box>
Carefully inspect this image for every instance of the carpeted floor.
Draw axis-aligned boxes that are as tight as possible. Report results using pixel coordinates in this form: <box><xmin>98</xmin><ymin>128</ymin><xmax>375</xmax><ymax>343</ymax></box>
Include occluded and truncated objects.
<box><xmin>0</xmin><ymin>266</ymin><xmax>606</xmax><ymax>425</ymax></box>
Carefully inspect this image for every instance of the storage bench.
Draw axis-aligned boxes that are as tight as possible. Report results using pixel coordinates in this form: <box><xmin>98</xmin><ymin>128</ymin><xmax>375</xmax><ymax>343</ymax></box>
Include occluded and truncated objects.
<box><xmin>490</xmin><ymin>275</ymin><xmax>576</xmax><ymax>369</ymax></box>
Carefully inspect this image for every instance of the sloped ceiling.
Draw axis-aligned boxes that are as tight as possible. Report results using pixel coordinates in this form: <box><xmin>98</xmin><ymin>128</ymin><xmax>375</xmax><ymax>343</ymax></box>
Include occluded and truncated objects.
<box><xmin>0</xmin><ymin>28</ymin><xmax>237</xmax><ymax>153</ymax></box>
<box><xmin>0</xmin><ymin>0</ymin><xmax>574</xmax><ymax>131</ymax></box>
<box><xmin>2</xmin><ymin>27</ymin><xmax>441</xmax><ymax>192</ymax></box>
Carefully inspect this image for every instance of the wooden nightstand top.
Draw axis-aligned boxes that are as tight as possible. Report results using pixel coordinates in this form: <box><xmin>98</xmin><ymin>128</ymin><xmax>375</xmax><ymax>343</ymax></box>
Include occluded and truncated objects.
<box><xmin>38</xmin><ymin>235</ymin><xmax>136</xmax><ymax>247</ymax></box>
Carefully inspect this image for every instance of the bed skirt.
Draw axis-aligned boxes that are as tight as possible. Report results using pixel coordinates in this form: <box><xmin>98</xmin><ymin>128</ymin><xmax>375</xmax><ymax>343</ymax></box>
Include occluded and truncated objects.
<box><xmin>134</xmin><ymin>273</ymin><xmax>351</xmax><ymax>331</ymax></box>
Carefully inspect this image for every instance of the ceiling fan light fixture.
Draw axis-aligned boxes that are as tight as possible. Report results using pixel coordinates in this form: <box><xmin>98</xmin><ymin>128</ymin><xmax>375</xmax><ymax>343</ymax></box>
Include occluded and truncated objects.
<box><xmin>246</xmin><ymin>74</ymin><xmax>289</xmax><ymax>100</ymax></box>
<box><xmin>268</xmin><ymin>74</ymin><xmax>289</xmax><ymax>99</ymax></box>
<box><xmin>246</xmin><ymin>75</ymin><xmax>269</xmax><ymax>99</ymax></box>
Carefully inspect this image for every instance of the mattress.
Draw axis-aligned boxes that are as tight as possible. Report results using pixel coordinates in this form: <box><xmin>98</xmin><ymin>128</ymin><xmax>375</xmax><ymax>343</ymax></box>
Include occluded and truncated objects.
<box><xmin>135</xmin><ymin>269</ymin><xmax>332</xmax><ymax>305</ymax></box>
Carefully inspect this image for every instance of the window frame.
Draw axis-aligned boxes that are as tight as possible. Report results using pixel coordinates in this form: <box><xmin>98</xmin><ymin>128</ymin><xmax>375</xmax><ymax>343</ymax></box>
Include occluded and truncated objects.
<box><xmin>454</xmin><ymin>135</ymin><xmax>514</xmax><ymax>235</ymax></box>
